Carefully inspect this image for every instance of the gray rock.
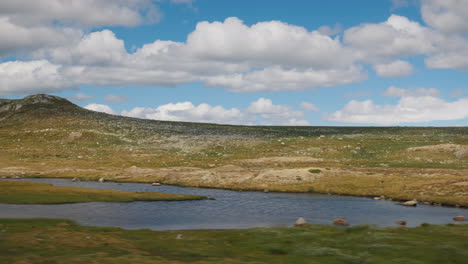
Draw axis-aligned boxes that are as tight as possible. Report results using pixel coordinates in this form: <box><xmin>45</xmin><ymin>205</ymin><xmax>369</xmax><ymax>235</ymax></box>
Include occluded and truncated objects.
<box><xmin>294</xmin><ymin>217</ymin><xmax>308</xmax><ymax>227</ymax></box>
<box><xmin>401</xmin><ymin>200</ymin><xmax>418</xmax><ymax>207</ymax></box>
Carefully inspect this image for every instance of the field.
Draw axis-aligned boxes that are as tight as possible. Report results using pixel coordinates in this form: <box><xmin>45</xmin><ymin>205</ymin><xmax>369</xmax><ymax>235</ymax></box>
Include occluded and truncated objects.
<box><xmin>0</xmin><ymin>218</ymin><xmax>467</xmax><ymax>264</ymax></box>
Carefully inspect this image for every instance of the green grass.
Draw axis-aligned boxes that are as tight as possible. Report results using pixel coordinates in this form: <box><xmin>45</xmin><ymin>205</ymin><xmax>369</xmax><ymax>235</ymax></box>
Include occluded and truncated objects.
<box><xmin>0</xmin><ymin>180</ymin><xmax>207</xmax><ymax>204</ymax></box>
<box><xmin>308</xmin><ymin>169</ymin><xmax>322</xmax><ymax>173</ymax></box>
<box><xmin>0</xmin><ymin>218</ymin><xmax>467</xmax><ymax>263</ymax></box>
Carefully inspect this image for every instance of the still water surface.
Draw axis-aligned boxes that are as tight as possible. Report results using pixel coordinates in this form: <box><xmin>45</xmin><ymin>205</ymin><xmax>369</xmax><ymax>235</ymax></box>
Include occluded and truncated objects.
<box><xmin>0</xmin><ymin>178</ymin><xmax>466</xmax><ymax>230</ymax></box>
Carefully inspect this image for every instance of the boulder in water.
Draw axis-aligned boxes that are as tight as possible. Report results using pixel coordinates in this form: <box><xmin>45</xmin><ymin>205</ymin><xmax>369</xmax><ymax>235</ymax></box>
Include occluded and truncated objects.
<box><xmin>294</xmin><ymin>217</ymin><xmax>308</xmax><ymax>227</ymax></box>
<box><xmin>401</xmin><ymin>200</ymin><xmax>417</xmax><ymax>207</ymax></box>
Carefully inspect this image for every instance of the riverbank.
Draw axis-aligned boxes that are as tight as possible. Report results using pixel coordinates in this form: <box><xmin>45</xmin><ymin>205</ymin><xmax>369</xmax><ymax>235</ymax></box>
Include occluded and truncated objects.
<box><xmin>2</xmin><ymin>163</ymin><xmax>467</xmax><ymax>208</ymax></box>
<box><xmin>0</xmin><ymin>180</ymin><xmax>207</xmax><ymax>204</ymax></box>
<box><xmin>1</xmin><ymin>218</ymin><xmax>467</xmax><ymax>264</ymax></box>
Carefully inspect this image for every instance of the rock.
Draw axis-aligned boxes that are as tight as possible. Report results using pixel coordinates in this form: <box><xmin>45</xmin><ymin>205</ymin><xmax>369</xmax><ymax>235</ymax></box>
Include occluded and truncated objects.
<box><xmin>98</xmin><ymin>178</ymin><xmax>105</xmax><ymax>183</ymax></box>
<box><xmin>453</xmin><ymin>216</ymin><xmax>467</xmax><ymax>221</ymax></box>
<box><xmin>176</xmin><ymin>234</ymin><xmax>183</xmax><ymax>239</ymax></box>
<box><xmin>333</xmin><ymin>217</ymin><xmax>350</xmax><ymax>226</ymax></box>
<box><xmin>71</xmin><ymin>177</ymin><xmax>79</xmax><ymax>182</ymax></box>
<box><xmin>401</xmin><ymin>200</ymin><xmax>418</xmax><ymax>207</ymax></box>
<box><xmin>373</xmin><ymin>196</ymin><xmax>385</xmax><ymax>200</ymax></box>
<box><xmin>395</xmin><ymin>220</ymin><xmax>407</xmax><ymax>226</ymax></box>
<box><xmin>263</xmin><ymin>189</ymin><xmax>269</xmax><ymax>193</ymax></box>
<box><xmin>294</xmin><ymin>217</ymin><xmax>308</xmax><ymax>227</ymax></box>
<box><xmin>152</xmin><ymin>182</ymin><xmax>161</xmax><ymax>186</ymax></box>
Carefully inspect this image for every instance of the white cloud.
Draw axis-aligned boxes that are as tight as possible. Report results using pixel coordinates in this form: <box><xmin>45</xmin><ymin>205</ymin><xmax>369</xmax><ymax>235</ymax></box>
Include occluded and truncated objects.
<box><xmin>104</xmin><ymin>95</ymin><xmax>128</xmax><ymax>103</ymax></box>
<box><xmin>203</xmin><ymin>66</ymin><xmax>367</xmax><ymax>92</ymax></box>
<box><xmin>344</xmin><ymin>15</ymin><xmax>435</xmax><ymax>63</ymax></box>
<box><xmin>327</xmin><ymin>87</ymin><xmax>467</xmax><ymax>125</ymax></box>
<box><xmin>1</xmin><ymin>18</ymin><xmax>368</xmax><ymax>95</ymax></box>
<box><xmin>300</xmin><ymin>102</ymin><xmax>320</xmax><ymax>112</ymax></box>
<box><xmin>68</xmin><ymin>93</ymin><xmax>93</xmax><ymax>102</ymax></box>
<box><xmin>38</xmin><ymin>30</ymin><xmax>128</xmax><ymax>66</ymax></box>
<box><xmin>318</xmin><ymin>23</ymin><xmax>343</xmax><ymax>36</ymax></box>
<box><xmin>391</xmin><ymin>0</ymin><xmax>410</xmax><ymax>11</ymax></box>
<box><xmin>0</xmin><ymin>17</ymin><xmax>83</xmax><ymax>57</ymax></box>
<box><xmin>121</xmin><ymin>98</ymin><xmax>309</xmax><ymax>125</ymax></box>
<box><xmin>450</xmin><ymin>88</ymin><xmax>465</xmax><ymax>97</ymax></box>
<box><xmin>84</xmin><ymin>103</ymin><xmax>117</xmax><ymax>115</ymax></box>
<box><xmin>382</xmin><ymin>86</ymin><xmax>439</xmax><ymax>97</ymax></box>
<box><xmin>0</xmin><ymin>60</ymin><xmax>76</xmax><ymax>96</ymax></box>
<box><xmin>1</xmin><ymin>11</ymin><xmax>468</xmax><ymax>96</ymax></box>
<box><xmin>421</xmin><ymin>0</ymin><xmax>468</xmax><ymax>35</ymax></box>
<box><xmin>186</xmin><ymin>17</ymin><xmax>356</xmax><ymax>69</ymax></box>
<box><xmin>0</xmin><ymin>0</ymin><xmax>161</xmax><ymax>58</ymax></box>
<box><xmin>373</xmin><ymin>60</ymin><xmax>414</xmax><ymax>78</ymax></box>
<box><xmin>0</xmin><ymin>0</ymin><xmax>161</xmax><ymax>28</ymax></box>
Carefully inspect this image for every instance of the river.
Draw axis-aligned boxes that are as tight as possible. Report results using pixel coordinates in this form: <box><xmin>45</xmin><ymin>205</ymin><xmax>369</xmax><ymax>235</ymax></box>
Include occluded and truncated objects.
<box><xmin>0</xmin><ymin>178</ymin><xmax>466</xmax><ymax>230</ymax></box>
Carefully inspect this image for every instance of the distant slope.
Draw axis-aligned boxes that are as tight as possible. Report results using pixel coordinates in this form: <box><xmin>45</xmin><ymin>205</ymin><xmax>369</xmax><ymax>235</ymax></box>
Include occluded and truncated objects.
<box><xmin>1</xmin><ymin>94</ymin><xmax>466</xmax><ymax>139</ymax></box>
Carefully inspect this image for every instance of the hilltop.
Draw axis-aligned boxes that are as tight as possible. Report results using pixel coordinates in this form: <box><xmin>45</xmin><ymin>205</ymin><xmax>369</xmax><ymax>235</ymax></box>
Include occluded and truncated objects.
<box><xmin>0</xmin><ymin>94</ymin><xmax>467</xmax><ymax>206</ymax></box>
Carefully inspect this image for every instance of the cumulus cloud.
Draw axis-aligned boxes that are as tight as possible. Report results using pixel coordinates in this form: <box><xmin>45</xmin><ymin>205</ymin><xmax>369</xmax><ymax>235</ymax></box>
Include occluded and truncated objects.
<box><xmin>84</xmin><ymin>103</ymin><xmax>117</xmax><ymax>115</ymax></box>
<box><xmin>300</xmin><ymin>102</ymin><xmax>320</xmax><ymax>112</ymax></box>
<box><xmin>344</xmin><ymin>15</ymin><xmax>436</xmax><ymax>63</ymax></box>
<box><xmin>104</xmin><ymin>95</ymin><xmax>128</xmax><ymax>103</ymax></box>
<box><xmin>318</xmin><ymin>23</ymin><xmax>343</xmax><ymax>36</ymax></box>
<box><xmin>0</xmin><ymin>0</ymin><xmax>161</xmax><ymax>28</ymax></box>
<box><xmin>1</xmin><ymin>17</ymin><xmax>369</xmax><ymax>95</ymax></box>
<box><xmin>1</xmin><ymin>8</ymin><xmax>468</xmax><ymax>96</ymax></box>
<box><xmin>0</xmin><ymin>0</ymin><xmax>161</xmax><ymax>58</ymax></box>
<box><xmin>115</xmin><ymin>98</ymin><xmax>309</xmax><ymax>125</ymax></box>
<box><xmin>421</xmin><ymin>0</ymin><xmax>468</xmax><ymax>35</ymax></box>
<box><xmin>327</xmin><ymin>87</ymin><xmax>467</xmax><ymax>125</ymax></box>
<box><xmin>382</xmin><ymin>86</ymin><xmax>439</xmax><ymax>97</ymax></box>
<box><xmin>345</xmin><ymin>13</ymin><xmax>468</xmax><ymax>71</ymax></box>
<box><xmin>0</xmin><ymin>60</ymin><xmax>76</xmax><ymax>96</ymax></box>
<box><xmin>373</xmin><ymin>60</ymin><xmax>414</xmax><ymax>78</ymax></box>
<box><xmin>390</xmin><ymin>0</ymin><xmax>410</xmax><ymax>11</ymax></box>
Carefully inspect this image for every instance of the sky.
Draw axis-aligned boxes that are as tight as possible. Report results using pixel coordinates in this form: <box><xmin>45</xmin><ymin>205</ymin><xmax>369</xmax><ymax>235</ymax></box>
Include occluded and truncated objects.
<box><xmin>1</xmin><ymin>0</ymin><xmax>467</xmax><ymax>126</ymax></box>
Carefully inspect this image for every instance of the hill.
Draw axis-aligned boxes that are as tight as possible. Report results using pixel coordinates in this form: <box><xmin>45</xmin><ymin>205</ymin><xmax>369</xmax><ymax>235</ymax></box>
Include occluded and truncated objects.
<box><xmin>0</xmin><ymin>94</ymin><xmax>467</xmax><ymax>206</ymax></box>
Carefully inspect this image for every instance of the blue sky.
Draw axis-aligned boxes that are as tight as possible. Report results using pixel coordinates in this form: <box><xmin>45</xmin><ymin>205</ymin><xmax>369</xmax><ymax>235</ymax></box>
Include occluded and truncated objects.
<box><xmin>1</xmin><ymin>0</ymin><xmax>467</xmax><ymax>126</ymax></box>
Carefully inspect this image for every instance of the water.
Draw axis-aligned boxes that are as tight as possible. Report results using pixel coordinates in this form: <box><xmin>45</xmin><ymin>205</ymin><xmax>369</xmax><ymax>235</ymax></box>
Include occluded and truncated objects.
<box><xmin>0</xmin><ymin>178</ymin><xmax>466</xmax><ymax>230</ymax></box>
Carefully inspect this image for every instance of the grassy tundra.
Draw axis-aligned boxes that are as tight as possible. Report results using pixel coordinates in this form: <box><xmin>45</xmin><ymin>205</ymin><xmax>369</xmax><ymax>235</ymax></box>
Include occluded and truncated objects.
<box><xmin>0</xmin><ymin>94</ymin><xmax>467</xmax><ymax>206</ymax></box>
<box><xmin>0</xmin><ymin>218</ymin><xmax>467</xmax><ymax>264</ymax></box>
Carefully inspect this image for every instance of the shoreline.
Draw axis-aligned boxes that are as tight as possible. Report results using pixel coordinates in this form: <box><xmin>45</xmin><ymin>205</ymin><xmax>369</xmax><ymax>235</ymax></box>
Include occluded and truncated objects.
<box><xmin>4</xmin><ymin>175</ymin><xmax>468</xmax><ymax>209</ymax></box>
